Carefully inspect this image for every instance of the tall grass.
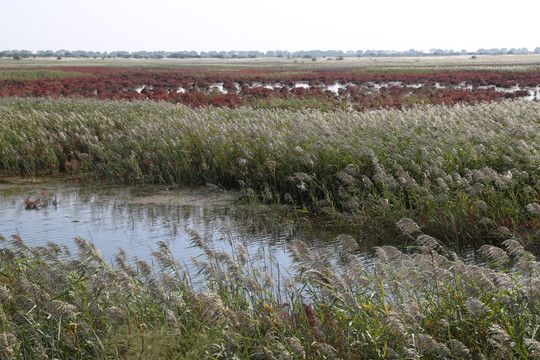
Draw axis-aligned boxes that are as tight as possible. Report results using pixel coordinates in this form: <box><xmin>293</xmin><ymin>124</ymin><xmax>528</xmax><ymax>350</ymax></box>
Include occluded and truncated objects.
<box><xmin>0</xmin><ymin>97</ymin><xmax>539</xmax><ymax>245</ymax></box>
<box><xmin>1</xmin><ymin>217</ymin><xmax>540</xmax><ymax>358</ymax></box>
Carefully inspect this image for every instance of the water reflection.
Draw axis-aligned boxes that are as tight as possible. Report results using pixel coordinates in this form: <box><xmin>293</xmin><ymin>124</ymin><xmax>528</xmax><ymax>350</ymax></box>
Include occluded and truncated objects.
<box><xmin>0</xmin><ymin>178</ymin><xmax>374</xmax><ymax>274</ymax></box>
<box><xmin>196</xmin><ymin>81</ymin><xmax>540</xmax><ymax>98</ymax></box>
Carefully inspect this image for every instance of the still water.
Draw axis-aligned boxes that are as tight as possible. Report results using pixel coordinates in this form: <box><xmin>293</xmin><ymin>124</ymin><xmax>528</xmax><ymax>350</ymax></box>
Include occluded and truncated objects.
<box><xmin>0</xmin><ymin>177</ymin><xmax>374</xmax><ymax>274</ymax></box>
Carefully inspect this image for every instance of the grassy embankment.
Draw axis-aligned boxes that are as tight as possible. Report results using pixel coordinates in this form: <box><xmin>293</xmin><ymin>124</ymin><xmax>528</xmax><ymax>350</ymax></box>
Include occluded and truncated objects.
<box><xmin>0</xmin><ymin>97</ymin><xmax>538</xmax><ymax>246</ymax></box>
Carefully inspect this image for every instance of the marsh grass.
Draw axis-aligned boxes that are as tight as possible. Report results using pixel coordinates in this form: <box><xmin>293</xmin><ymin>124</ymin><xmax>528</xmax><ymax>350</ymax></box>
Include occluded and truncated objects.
<box><xmin>0</xmin><ymin>97</ymin><xmax>539</xmax><ymax>247</ymax></box>
<box><xmin>1</xmin><ymin>217</ymin><xmax>540</xmax><ymax>358</ymax></box>
<box><xmin>0</xmin><ymin>70</ymin><xmax>90</xmax><ymax>81</ymax></box>
<box><xmin>253</xmin><ymin>95</ymin><xmax>347</xmax><ymax>112</ymax></box>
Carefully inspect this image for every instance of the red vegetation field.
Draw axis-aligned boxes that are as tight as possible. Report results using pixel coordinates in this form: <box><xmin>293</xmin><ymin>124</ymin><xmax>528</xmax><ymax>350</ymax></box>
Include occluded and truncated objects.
<box><xmin>1</xmin><ymin>67</ymin><xmax>539</xmax><ymax>110</ymax></box>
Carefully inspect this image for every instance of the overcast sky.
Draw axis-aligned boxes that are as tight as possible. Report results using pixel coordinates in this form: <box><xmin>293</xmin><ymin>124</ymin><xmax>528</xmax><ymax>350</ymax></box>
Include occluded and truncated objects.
<box><xmin>1</xmin><ymin>0</ymin><xmax>538</xmax><ymax>53</ymax></box>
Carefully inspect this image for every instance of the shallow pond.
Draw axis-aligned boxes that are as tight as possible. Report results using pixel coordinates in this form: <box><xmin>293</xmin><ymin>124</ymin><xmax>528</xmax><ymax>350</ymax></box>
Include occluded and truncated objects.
<box><xmin>0</xmin><ymin>177</ymin><xmax>379</xmax><ymax>274</ymax></box>
<box><xmin>198</xmin><ymin>81</ymin><xmax>540</xmax><ymax>99</ymax></box>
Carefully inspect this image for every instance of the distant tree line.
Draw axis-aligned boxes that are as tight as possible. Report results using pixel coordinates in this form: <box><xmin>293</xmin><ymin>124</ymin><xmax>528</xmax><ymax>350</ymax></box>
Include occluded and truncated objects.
<box><xmin>2</xmin><ymin>47</ymin><xmax>540</xmax><ymax>60</ymax></box>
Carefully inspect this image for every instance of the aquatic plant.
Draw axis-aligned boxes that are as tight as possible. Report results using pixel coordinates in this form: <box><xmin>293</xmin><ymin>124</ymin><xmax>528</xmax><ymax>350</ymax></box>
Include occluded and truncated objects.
<box><xmin>1</xmin><ymin>218</ymin><xmax>540</xmax><ymax>358</ymax></box>
<box><xmin>0</xmin><ymin>67</ymin><xmax>538</xmax><ymax>110</ymax></box>
<box><xmin>0</xmin><ymin>97</ymin><xmax>539</xmax><ymax>241</ymax></box>
<box><xmin>23</xmin><ymin>189</ymin><xmax>57</xmax><ymax>210</ymax></box>
<box><xmin>1</xmin><ymin>97</ymin><xmax>539</xmax><ymax>245</ymax></box>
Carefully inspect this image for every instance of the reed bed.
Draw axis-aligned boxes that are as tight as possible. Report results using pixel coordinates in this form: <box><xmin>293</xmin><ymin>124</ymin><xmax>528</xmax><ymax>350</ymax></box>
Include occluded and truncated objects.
<box><xmin>0</xmin><ymin>97</ymin><xmax>539</xmax><ymax>246</ymax></box>
<box><xmin>1</xmin><ymin>217</ymin><xmax>540</xmax><ymax>358</ymax></box>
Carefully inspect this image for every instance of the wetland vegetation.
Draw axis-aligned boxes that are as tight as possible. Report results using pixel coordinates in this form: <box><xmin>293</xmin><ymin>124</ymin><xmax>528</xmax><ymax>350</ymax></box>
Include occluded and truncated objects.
<box><xmin>1</xmin><ymin>97</ymin><xmax>538</xmax><ymax>245</ymax></box>
<box><xmin>1</xmin><ymin>225</ymin><xmax>540</xmax><ymax>358</ymax></box>
<box><xmin>0</xmin><ymin>58</ymin><xmax>539</xmax><ymax>358</ymax></box>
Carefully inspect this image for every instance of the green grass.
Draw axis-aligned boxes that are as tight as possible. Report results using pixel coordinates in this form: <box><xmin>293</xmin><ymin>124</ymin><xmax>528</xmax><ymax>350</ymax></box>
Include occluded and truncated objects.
<box><xmin>253</xmin><ymin>95</ymin><xmax>347</xmax><ymax>112</ymax></box>
<box><xmin>0</xmin><ymin>69</ymin><xmax>90</xmax><ymax>81</ymax></box>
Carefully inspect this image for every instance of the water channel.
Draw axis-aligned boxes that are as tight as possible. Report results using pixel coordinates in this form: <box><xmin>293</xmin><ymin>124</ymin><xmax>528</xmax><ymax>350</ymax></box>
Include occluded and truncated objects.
<box><xmin>133</xmin><ymin>81</ymin><xmax>540</xmax><ymax>100</ymax></box>
<box><xmin>0</xmin><ymin>177</ymin><xmax>379</xmax><ymax>275</ymax></box>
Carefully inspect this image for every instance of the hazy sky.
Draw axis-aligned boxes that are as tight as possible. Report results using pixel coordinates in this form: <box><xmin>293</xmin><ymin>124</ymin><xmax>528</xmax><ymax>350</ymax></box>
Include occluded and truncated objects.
<box><xmin>1</xmin><ymin>0</ymin><xmax>538</xmax><ymax>53</ymax></box>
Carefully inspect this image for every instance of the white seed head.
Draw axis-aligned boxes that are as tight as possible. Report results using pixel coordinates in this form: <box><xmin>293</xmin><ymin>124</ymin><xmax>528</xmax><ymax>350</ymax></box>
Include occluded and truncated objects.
<box><xmin>396</xmin><ymin>218</ymin><xmax>421</xmax><ymax>236</ymax></box>
<box><xmin>335</xmin><ymin>234</ymin><xmax>359</xmax><ymax>252</ymax></box>
<box><xmin>479</xmin><ymin>245</ymin><xmax>509</xmax><ymax>263</ymax></box>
